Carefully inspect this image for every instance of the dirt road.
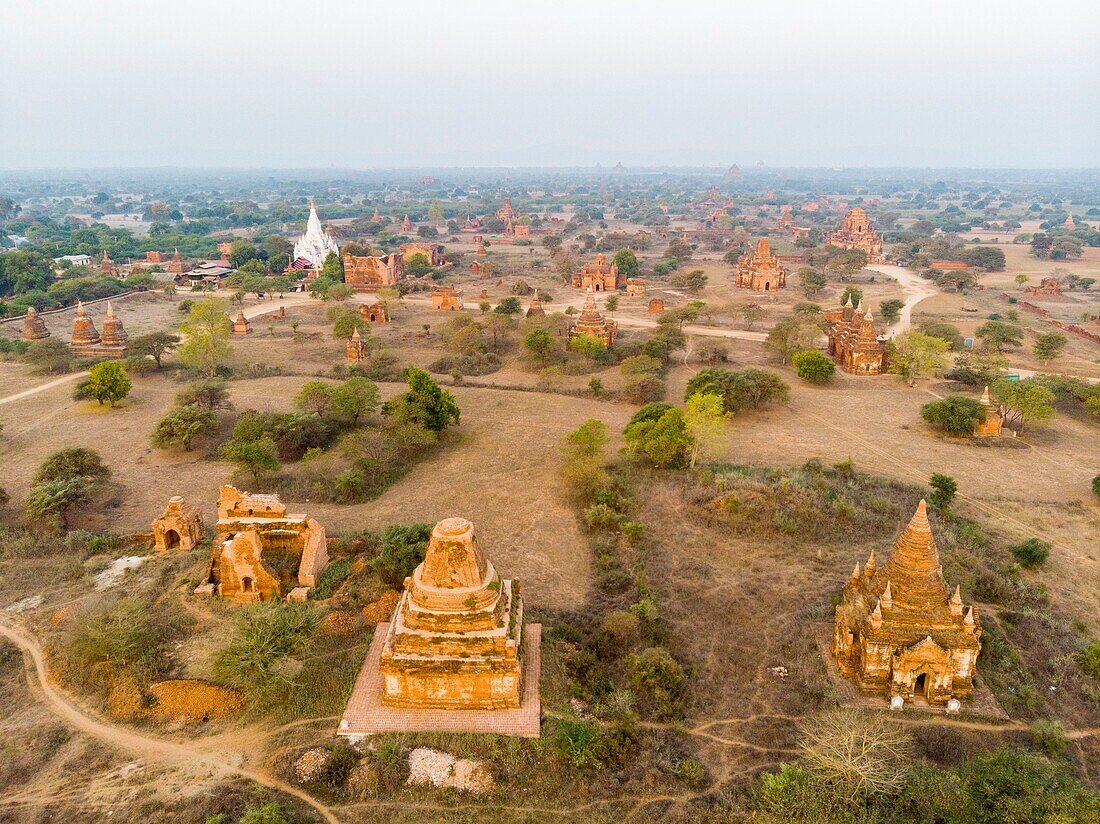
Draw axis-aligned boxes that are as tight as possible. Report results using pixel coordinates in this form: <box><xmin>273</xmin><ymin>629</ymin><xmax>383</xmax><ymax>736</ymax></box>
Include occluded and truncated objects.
<box><xmin>867</xmin><ymin>263</ymin><xmax>938</xmax><ymax>335</ymax></box>
<box><xmin>0</xmin><ymin>295</ymin><xmax>315</xmax><ymax>408</ymax></box>
<box><xmin>0</xmin><ymin>615</ymin><xmax>338</xmax><ymax>823</ymax></box>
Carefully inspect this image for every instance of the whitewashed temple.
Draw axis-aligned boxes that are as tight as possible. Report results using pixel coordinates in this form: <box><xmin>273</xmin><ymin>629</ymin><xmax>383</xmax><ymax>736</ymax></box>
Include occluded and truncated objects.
<box><xmin>292</xmin><ymin>197</ymin><xmax>340</xmax><ymax>269</ymax></box>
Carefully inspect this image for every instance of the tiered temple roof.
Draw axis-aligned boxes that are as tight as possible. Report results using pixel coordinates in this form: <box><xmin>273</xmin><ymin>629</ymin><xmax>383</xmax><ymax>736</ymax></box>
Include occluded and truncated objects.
<box><xmin>525</xmin><ymin>289</ymin><xmax>545</xmax><ymax>318</ymax></box>
<box><xmin>569</xmin><ymin>287</ymin><xmax>617</xmax><ymax>346</ymax></box>
<box><xmin>827</xmin><ymin>207</ymin><xmax>885</xmax><ymax>264</ymax></box>
<box><xmin>100</xmin><ymin>302</ymin><xmax>128</xmax><ymax>349</ymax></box>
<box><xmin>823</xmin><ymin>295</ymin><xmax>885</xmax><ymax>374</ymax></box>
<box><xmin>833</xmin><ymin>500</ymin><xmax>982</xmax><ymax>704</ymax></box>
<box><xmin>734</xmin><ymin>237</ymin><xmax>788</xmax><ymax>291</ymax></box>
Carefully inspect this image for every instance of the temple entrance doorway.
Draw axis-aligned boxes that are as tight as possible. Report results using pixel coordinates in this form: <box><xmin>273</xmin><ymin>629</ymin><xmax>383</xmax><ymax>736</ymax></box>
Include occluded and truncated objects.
<box><xmin>242</xmin><ymin>576</ymin><xmax>254</xmax><ymax>592</ymax></box>
<box><xmin>914</xmin><ymin>672</ymin><xmax>928</xmax><ymax>699</ymax></box>
<box><xmin>164</xmin><ymin>529</ymin><xmax>180</xmax><ymax>550</ymax></box>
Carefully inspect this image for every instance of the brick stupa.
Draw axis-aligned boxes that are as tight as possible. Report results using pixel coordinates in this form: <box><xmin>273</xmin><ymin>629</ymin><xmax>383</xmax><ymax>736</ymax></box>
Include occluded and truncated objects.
<box><xmin>21</xmin><ymin>307</ymin><xmax>50</xmax><ymax>341</ymax></box>
<box><xmin>833</xmin><ymin>500</ymin><xmax>982</xmax><ymax>704</ymax></box>
<box><xmin>379</xmin><ymin>517</ymin><xmax>525</xmax><ymax>709</ymax></box>
<box><xmin>99</xmin><ymin>302</ymin><xmax>129</xmax><ymax>353</ymax></box>
<box><xmin>525</xmin><ymin>289</ymin><xmax>546</xmax><ymax>318</ymax></box>
<box><xmin>232</xmin><ymin>310</ymin><xmax>253</xmax><ymax>335</ymax></box>
<box><xmin>568</xmin><ymin>287</ymin><xmax>617</xmax><ymax>346</ymax></box>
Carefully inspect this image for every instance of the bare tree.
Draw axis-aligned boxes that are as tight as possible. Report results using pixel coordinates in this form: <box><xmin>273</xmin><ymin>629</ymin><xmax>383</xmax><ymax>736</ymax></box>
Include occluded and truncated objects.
<box><xmin>798</xmin><ymin>709</ymin><xmax>914</xmax><ymax>800</ymax></box>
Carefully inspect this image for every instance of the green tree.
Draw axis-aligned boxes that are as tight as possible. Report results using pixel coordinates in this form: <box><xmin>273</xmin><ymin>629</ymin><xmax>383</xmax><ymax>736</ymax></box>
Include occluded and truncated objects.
<box><xmin>371</xmin><ymin>523</ymin><xmax>432</xmax><ymax>588</ymax></box>
<box><xmin>791</xmin><ymin>350</ymin><xmax>835</xmax><ymax>383</ymax></box>
<box><xmin>494</xmin><ymin>296</ymin><xmax>522</xmax><ymax>315</ymax></box>
<box><xmin>888</xmin><ymin>331</ymin><xmax>950</xmax><ymax>387</ymax></box>
<box><xmin>34</xmin><ymin>447</ymin><xmax>109</xmax><ymax>485</ymax></box>
<box><xmin>921</xmin><ymin>396</ymin><xmax>984</xmax><ymax>436</ymax></box>
<box><xmin>331</xmin><ymin>377</ymin><xmax>380</xmax><ymax>427</ymax></box>
<box><xmin>331</xmin><ymin>308</ymin><xmax>368</xmax><ymax>340</ymax></box>
<box><xmin>878</xmin><ymin>299</ymin><xmax>905</xmax><ymax>323</ymax></box>
<box><xmin>624</xmin><ymin>407</ymin><xmax>691</xmax><ymax>469</ymax></box>
<box><xmin>176</xmin><ymin>378</ymin><xmax>232</xmax><ymax>410</ymax></box>
<box><xmin>178</xmin><ymin>298</ymin><xmax>232</xmax><ymax>377</ymax></box>
<box><xmin>222</xmin><ymin>436</ymin><xmax>280</xmax><ymax>482</ymax></box>
<box><xmin>523</xmin><ymin>328</ymin><xmax>556</xmax><ymax>366</ymax></box>
<box><xmin>604</xmin><ymin>294</ymin><xmax>620</xmax><ymax>311</ymax></box>
<box><xmin>765</xmin><ymin>316</ymin><xmax>823</xmax><ymax>364</ymax></box>
<box><xmin>991</xmin><ymin>379</ymin><xmax>1056</xmax><ymax>434</ymax></box>
<box><xmin>929</xmin><ymin>473</ymin><xmax>957</xmax><ymax>510</ymax></box>
<box><xmin>839</xmin><ymin>285</ymin><xmax>863</xmax><ymax>307</ymax></box>
<box><xmin>128</xmin><ymin>332</ymin><xmax>179</xmax><ymax>369</ymax></box>
<box><xmin>294</xmin><ymin>380</ymin><xmax>335</xmax><ymax>417</ymax></box>
<box><xmin>976</xmin><ymin>320</ymin><xmax>1023</xmax><ymax>353</ymax></box>
<box><xmin>25</xmin><ymin>447</ymin><xmax>109</xmax><ymax>530</ymax></box>
<box><xmin>670</xmin><ymin>269</ymin><xmax>707</xmax><ymax>293</ymax></box>
<box><xmin>427</xmin><ymin>199</ymin><xmax>444</xmax><ymax>222</ymax></box>
<box><xmin>24</xmin><ymin>338</ymin><xmax>74</xmax><ymax>375</ymax></box>
<box><xmin>797</xmin><ymin>268</ymin><xmax>826</xmax><ymax>297</ymax></box>
<box><xmin>84</xmin><ymin>361</ymin><xmax>131</xmax><ymax>406</ymax></box>
<box><xmin>684</xmin><ymin>392</ymin><xmax>729</xmax><ymax>468</ymax></box>
<box><xmin>612</xmin><ymin>248</ymin><xmax>639</xmax><ymax>278</ymax></box>
<box><xmin>151</xmin><ymin>405</ymin><xmax>219</xmax><ymax>451</ymax></box>
<box><xmin>570</xmin><ymin>335</ymin><xmax>609</xmax><ymax>363</ymax></box>
<box><xmin>1032</xmin><ymin>332</ymin><xmax>1067</xmax><ymax>364</ymax></box>
<box><xmin>917</xmin><ymin>320</ymin><xmax>965</xmax><ymax>351</ymax></box>
<box><xmin>321</xmin><ymin>251</ymin><xmax>344</xmax><ymax>281</ymax></box>
<box><xmin>685</xmin><ymin>367</ymin><xmax>789</xmax><ymax>414</ymax></box>
<box><xmin>382</xmin><ymin>368</ymin><xmax>460</xmax><ymax>431</ymax></box>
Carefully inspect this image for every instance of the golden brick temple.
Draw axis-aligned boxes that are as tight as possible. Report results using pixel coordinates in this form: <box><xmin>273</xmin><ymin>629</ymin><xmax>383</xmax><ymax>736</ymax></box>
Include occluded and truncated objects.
<box><xmin>734</xmin><ymin>238</ymin><xmax>788</xmax><ymax>291</ymax></box>
<box><xmin>823</xmin><ymin>296</ymin><xmax>885</xmax><ymax>374</ymax></box>
<box><xmin>343</xmin><ymin>252</ymin><xmax>404</xmax><ymax>290</ymax></box>
<box><xmin>828</xmin><ymin>207</ymin><xmax>885</xmax><ymax>264</ymax></box>
<box><xmin>833</xmin><ymin>500</ymin><xmax>982</xmax><ymax>704</ymax></box>
<box><xmin>572</xmin><ymin>253</ymin><xmax>621</xmax><ymax>292</ymax></box>
<box><xmin>569</xmin><ymin>287</ymin><xmax>617</xmax><ymax>346</ymax></box>
<box><xmin>195</xmin><ymin>486</ymin><xmax>329</xmax><ymax>604</ymax></box>
<box><xmin>378</xmin><ymin>517</ymin><xmax>526</xmax><ymax>709</ymax></box>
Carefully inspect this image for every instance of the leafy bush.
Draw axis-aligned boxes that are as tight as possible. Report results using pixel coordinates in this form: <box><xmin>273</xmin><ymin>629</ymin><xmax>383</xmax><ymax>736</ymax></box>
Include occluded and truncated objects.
<box><xmin>370</xmin><ymin>523</ymin><xmax>431</xmax><ymax>587</ymax></box>
<box><xmin>685</xmin><ymin>367</ymin><xmax>789</xmax><ymax>414</ymax></box>
<box><xmin>1010</xmin><ymin>538</ymin><xmax>1051</xmax><ymax>567</ymax></box>
<box><xmin>791</xmin><ymin>350</ymin><xmax>835</xmax><ymax>383</ymax></box>
<box><xmin>212</xmin><ymin>603</ymin><xmax>318</xmax><ymax>701</ymax></box>
<box><xmin>921</xmin><ymin>396</ymin><xmax>985</xmax><ymax>435</ymax></box>
<box><xmin>1029</xmin><ymin>719</ymin><xmax>1067</xmax><ymax>755</ymax></box>
<box><xmin>627</xmin><ymin>646</ymin><xmax>687</xmax><ymax>720</ymax></box>
<box><xmin>62</xmin><ymin>597</ymin><xmax>182</xmax><ymax>693</ymax></box>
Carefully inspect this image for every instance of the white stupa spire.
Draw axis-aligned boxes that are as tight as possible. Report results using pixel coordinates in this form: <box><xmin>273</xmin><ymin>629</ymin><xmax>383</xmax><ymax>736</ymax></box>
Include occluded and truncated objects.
<box><xmin>293</xmin><ymin>196</ymin><xmax>340</xmax><ymax>268</ymax></box>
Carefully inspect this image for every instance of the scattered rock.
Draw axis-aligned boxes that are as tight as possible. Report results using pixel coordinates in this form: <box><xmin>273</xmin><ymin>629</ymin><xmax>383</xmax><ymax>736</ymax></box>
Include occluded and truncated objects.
<box><xmin>362</xmin><ymin>590</ymin><xmax>401</xmax><ymax>623</ymax></box>
<box><xmin>769</xmin><ymin>666</ymin><xmax>789</xmax><ymax>678</ymax></box>
<box><xmin>6</xmin><ymin>595</ymin><xmax>43</xmax><ymax>614</ymax></box>
<box><xmin>94</xmin><ymin>556</ymin><xmax>147</xmax><ymax>591</ymax></box>
<box><xmin>407</xmin><ymin>747</ymin><xmax>493</xmax><ymax>794</ymax></box>
<box><xmin>295</xmin><ymin>748</ymin><xmax>331</xmax><ymax>784</ymax></box>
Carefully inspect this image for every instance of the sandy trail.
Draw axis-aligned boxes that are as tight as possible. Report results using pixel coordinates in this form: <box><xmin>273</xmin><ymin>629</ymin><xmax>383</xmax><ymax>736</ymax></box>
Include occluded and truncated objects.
<box><xmin>0</xmin><ymin>615</ymin><xmax>338</xmax><ymax>823</ymax></box>
<box><xmin>867</xmin><ymin>263</ymin><xmax>939</xmax><ymax>335</ymax></box>
<box><xmin>0</xmin><ymin>295</ymin><xmax>315</xmax><ymax>407</ymax></box>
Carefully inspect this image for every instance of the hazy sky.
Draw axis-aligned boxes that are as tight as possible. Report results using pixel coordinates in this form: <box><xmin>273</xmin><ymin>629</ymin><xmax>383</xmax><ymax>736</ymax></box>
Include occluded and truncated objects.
<box><xmin>1</xmin><ymin>0</ymin><xmax>1097</xmax><ymax>169</ymax></box>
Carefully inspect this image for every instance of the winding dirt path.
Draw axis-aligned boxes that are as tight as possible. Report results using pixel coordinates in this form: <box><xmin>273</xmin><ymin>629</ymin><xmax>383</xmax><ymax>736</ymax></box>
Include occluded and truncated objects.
<box><xmin>867</xmin><ymin>263</ymin><xmax>939</xmax><ymax>336</ymax></box>
<box><xmin>0</xmin><ymin>615</ymin><xmax>338</xmax><ymax>824</ymax></box>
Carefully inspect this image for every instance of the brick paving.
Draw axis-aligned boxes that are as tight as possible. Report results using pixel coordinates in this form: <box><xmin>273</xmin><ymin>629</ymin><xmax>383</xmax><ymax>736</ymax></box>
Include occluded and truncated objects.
<box><xmin>338</xmin><ymin>623</ymin><xmax>542</xmax><ymax>738</ymax></box>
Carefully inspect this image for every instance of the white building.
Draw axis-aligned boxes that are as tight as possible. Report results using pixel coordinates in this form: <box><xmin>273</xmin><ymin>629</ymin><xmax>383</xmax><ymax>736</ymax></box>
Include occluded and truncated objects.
<box><xmin>292</xmin><ymin>197</ymin><xmax>339</xmax><ymax>269</ymax></box>
<box><xmin>54</xmin><ymin>254</ymin><xmax>94</xmax><ymax>268</ymax></box>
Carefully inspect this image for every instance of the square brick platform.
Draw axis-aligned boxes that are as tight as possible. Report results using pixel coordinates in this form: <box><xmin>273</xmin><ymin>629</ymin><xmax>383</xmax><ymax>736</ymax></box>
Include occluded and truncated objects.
<box><xmin>338</xmin><ymin>623</ymin><xmax>542</xmax><ymax>739</ymax></box>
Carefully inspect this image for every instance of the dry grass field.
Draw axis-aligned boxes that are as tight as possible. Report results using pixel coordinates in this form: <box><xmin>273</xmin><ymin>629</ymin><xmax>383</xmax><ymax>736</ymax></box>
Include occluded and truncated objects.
<box><xmin>1</xmin><ymin>237</ymin><xmax>1098</xmax><ymax>821</ymax></box>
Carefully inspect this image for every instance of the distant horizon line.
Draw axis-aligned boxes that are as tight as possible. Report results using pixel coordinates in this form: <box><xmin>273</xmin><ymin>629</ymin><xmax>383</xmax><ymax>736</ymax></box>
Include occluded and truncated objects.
<box><xmin>1</xmin><ymin>165</ymin><xmax>1098</xmax><ymax>174</ymax></box>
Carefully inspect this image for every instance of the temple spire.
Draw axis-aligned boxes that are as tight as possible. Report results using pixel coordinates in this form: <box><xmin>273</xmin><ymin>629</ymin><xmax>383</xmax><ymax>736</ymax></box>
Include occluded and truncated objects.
<box><xmin>881</xmin><ymin>580</ymin><xmax>893</xmax><ymax>609</ymax></box>
<box><xmin>864</xmin><ymin>548</ymin><xmax>876</xmax><ymax>578</ymax></box>
<box><xmin>980</xmin><ymin>385</ymin><xmax>991</xmax><ymax>406</ymax></box>
<box><xmin>950</xmin><ymin>584</ymin><xmax>963</xmax><ymax>616</ymax></box>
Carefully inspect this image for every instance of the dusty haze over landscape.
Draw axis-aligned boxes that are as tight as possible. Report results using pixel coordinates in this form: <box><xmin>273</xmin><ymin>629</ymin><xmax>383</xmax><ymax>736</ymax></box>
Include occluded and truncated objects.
<box><xmin>1</xmin><ymin>0</ymin><xmax>1097</xmax><ymax>168</ymax></box>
